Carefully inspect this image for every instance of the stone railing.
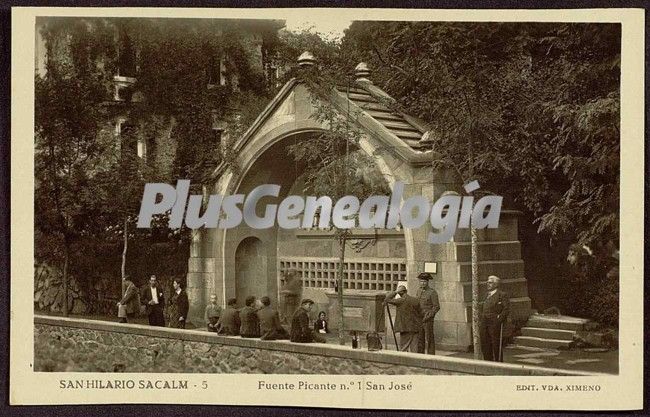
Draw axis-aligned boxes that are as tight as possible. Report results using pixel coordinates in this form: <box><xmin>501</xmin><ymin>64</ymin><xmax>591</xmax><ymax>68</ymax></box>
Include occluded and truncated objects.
<box><xmin>34</xmin><ymin>315</ymin><xmax>591</xmax><ymax>375</ymax></box>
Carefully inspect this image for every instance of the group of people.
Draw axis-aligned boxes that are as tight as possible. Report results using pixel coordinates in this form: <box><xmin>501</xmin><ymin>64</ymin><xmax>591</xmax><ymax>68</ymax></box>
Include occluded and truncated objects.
<box><xmin>118</xmin><ymin>271</ymin><xmax>510</xmax><ymax>361</ymax></box>
<box><xmin>118</xmin><ymin>274</ymin><xmax>330</xmax><ymax>344</ymax></box>
<box><xmin>117</xmin><ymin>275</ymin><xmax>189</xmax><ymax>329</ymax></box>
<box><xmin>386</xmin><ymin>272</ymin><xmax>510</xmax><ymax>362</ymax></box>
<box><xmin>204</xmin><ymin>295</ymin><xmax>330</xmax><ymax>344</ymax></box>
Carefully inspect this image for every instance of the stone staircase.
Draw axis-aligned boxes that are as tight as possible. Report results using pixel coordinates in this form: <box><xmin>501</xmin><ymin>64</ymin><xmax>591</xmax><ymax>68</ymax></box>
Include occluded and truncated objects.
<box><xmin>511</xmin><ymin>314</ymin><xmax>590</xmax><ymax>350</ymax></box>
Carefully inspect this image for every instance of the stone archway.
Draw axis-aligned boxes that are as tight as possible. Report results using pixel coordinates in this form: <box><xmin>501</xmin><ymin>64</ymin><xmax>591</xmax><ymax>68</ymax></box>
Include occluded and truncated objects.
<box><xmin>234</xmin><ymin>237</ymin><xmax>268</xmax><ymax>306</ymax></box>
<box><xmin>186</xmin><ymin>75</ymin><xmax>531</xmax><ymax>350</ymax></box>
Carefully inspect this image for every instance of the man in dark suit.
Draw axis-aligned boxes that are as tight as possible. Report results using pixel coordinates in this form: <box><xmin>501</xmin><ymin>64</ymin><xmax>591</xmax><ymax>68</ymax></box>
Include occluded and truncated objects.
<box><xmin>384</xmin><ymin>285</ymin><xmax>423</xmax><ymax>353</ymax></box>
<box><xmin>290</xmin><ymin>299</ymin><xmax>326</xmax><ymax>343</ymax></box>
<box><xmin>416</xmin><ymin>273</ymin><xmax>440</xmax><ymax>355</ymax></box>
<box><xmin>140</xmin><ymin>275</ymin><xmax>165</xmax><ymax>327</ymax></box>
<box><xmin>239</xmin><ymin>296</ymin><xmax>262</xmax><ymax>338</ymax></box>
<box><xmin>169</xmin><ymin>278</ymin><xmax>189</xmax><ymax>329</ymax></box>
<box><xmin>217</xmin><ymin>298</ymin><xmax>241</xmax><ymax>335</ymax></box>
<box><xmin>480</xmin><ymin>275</ymin><xmax>511</xmax><ymax>362</ymax></box>
<box><xmin>257</xmin><ymin>296</ymin><xmax>290</xmax><ymax>340</ymax></box>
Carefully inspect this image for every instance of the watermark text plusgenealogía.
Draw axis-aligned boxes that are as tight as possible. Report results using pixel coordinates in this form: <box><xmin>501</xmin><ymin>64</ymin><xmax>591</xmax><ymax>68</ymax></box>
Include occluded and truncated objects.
<box><xmin>137</xmin><ymin>180</ymin><xmax>502</xmax><ymax>244</ymax></box>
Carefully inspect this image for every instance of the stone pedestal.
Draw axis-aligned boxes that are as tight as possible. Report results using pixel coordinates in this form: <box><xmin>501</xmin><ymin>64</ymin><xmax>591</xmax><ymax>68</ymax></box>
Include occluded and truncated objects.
<box><xmin>325</xmin><ymin>290</ymin><xmax>386</xmax><ymax>333</ymax></box>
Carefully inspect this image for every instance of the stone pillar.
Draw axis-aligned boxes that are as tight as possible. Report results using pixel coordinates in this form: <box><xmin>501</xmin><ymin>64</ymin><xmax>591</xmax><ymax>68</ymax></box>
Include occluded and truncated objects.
<box><xmin>186</xmin><ymin>228</ymin><xmax>214</xmax><ymax>327</ymax></box>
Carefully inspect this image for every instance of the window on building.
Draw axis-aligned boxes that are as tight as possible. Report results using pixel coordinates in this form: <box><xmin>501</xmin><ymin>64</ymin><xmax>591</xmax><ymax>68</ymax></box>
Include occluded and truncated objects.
<box><xmin>212</xmin><ymin>128</ymin><xmax>223</xmax><ymax>146</ymax></box>
<box><xmin>117</xmin><ymin>32</ymin><xmax>137</xmax><ymax>78</ymax></box>
<box><xmin>207</xmin><ymin>56</ymin><xmax>227</xmax><ymax>88</ymax></box>
<box><xmin>136</xmin><ymin>138</ymin><xmax>147</xmax><ymax>161</ymax></box>
<box><xmin>265</xmin><ymin>60</ymin><xmax>280</xmax><ymax>88</ymax></box>
<box><xmin>119</xmin><ymin>122</ymin><xmax>137</xmax><ymax>158</ymax></box>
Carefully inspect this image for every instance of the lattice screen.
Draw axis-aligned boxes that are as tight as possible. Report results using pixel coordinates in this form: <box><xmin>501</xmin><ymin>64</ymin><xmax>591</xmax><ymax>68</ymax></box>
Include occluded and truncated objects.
<box><xmin>278</xmin><ymin>257</ymin><xmax>406</xmax><ymax>291</ymax></box>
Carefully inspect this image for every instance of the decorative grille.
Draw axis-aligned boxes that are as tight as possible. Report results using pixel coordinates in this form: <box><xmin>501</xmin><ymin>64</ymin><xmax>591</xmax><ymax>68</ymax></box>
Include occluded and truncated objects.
<box><xmin>279</xmin><ymin>257</ymin><xmax>406</xmax><ymax>291</ymax></box>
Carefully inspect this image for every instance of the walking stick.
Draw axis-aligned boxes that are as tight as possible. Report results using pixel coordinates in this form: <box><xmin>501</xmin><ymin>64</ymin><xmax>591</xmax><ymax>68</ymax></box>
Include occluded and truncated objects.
<box><xmin>498</xmin><ymin>322</ymin><xmax>504</xmax><ymax>362</ymax></box>
<box><xmin>386</xmin><ymin>304</ymin><xmax>399</xmax><ymax>351</ymax></box>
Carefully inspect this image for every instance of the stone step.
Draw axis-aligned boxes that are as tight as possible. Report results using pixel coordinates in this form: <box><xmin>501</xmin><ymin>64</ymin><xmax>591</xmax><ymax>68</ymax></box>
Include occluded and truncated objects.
<box><xmin>391</xmin><ymin>129</ymin><xmax>422</xmax><ymax>140</ymax></box>
<box><xmin>521</xmin><ymin>327</ymin><xmax>575</xmax><ymax>341</ymax></box>
<box><xmin>504</xmin><ymin>344</ymin><xmax>549</xmax><ymax>352</ymax></box>
<box><xmin>513</xmin><ymin>336</ymin><xmax>573</xmax><ymax>350</ymax></box>
<box><xmin>453</xmin><ymin>241</ymin><xmax>521</xmax><ymax>262</ymax></box>
<box><xmin>365</xmin><ymin>109</ymin><xmax>405</xmax><ymax>122</ymax></box>
<box><xmin>380</xmin><ymin>119</ymin><xmax>420</xmax><ymax>131</ymax></box>
<box><xmin>354</xmin><ymin>101</ymin><xmax>391</xmax><ymax>112</ymax></box>
<box><xmin>526</xmin><ymin>314</ymin><xmax>589</xmax><ymax>332</ymax></box>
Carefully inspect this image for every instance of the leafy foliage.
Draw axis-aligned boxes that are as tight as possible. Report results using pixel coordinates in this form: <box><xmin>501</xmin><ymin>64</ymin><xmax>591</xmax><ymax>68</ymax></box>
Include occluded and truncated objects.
<box><xmin>341</xmin><ymin>22</ymin><xmax>620</xmax><ymax>249</ymax></box>
<box><xmin>35</xmin><ymin>17</ymin><xmax>281</xmax><ymax>301</ymax></box>
<box><xmin>35</xmin><ymin>19</ymin><xmax>112</xmax><ymax>256</ymax></box>
<box><xmin>340</xmin><ymin>22</ymin><xmax>620</xmax><ymax>321</ymax></box>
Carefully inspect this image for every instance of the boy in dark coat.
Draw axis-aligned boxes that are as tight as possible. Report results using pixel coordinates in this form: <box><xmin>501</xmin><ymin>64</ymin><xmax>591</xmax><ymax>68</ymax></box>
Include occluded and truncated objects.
<box><xmin>257</xmin><ymin>296</ymin><xmax>289</xmax><ymax>340</ymax></box>
<box><xmin>239</xmin><ymin>296</ymin><xmax>261</xmax><ymax>338</ymax></box>
<box><xmin>217</xmin><ymin>298</ymin><xmax>240</xmax><ymax>336</ymax></box>
<box><xmin>290</xmin><ymin>299</ymin><xmax>326</xmax><ymax>343</ymax></box>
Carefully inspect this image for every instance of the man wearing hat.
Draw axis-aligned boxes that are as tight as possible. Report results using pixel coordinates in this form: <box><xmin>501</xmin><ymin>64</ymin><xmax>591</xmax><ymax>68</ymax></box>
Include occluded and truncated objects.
<box><xmin>290</xmin><ymin>299</ymin><xmax>326</xmax><ymax>343</ymax></box>
<box><xmin>384</xmin><ymin>285</ymin><xmax>423</xmax><ymax>353</ymax></box>
<box><xmin>117</xmin><ymin>275</ymin><xmax>139</xmax><ymax>323</ymax></box>
<box><xmin>480</xmin><ymin>275</ymin><xmax>510</xmax><ymax>362</ymax></box>
<box><xmin>416</xmin><ymin>272</ymin><xmax>440</xmax><ymax>355</ymax></box>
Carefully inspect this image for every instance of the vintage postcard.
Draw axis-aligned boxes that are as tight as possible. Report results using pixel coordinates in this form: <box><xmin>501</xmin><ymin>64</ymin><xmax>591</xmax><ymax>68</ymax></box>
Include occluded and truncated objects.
<box><xmin>9</xmin><ymin>6</ymin><xmax>644</xmax><ymax>410</ymax></box>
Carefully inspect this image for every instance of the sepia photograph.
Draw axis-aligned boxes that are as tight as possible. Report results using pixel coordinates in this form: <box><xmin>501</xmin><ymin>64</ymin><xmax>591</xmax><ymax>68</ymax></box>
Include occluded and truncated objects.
<box><xmin>8</xmin><ymin>6</ymin><xmax>644</xmax><ymax>410</ymax></box>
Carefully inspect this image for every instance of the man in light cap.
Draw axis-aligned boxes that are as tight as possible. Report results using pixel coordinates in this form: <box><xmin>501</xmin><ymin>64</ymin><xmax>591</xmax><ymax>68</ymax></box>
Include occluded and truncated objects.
<box><xmin>480</xmin><ymin>275</ymin><xmax>510</xmax><ymax>362</ymax></box>
<box><xmin>416</xmin><ymin>272</ymin><xmax>440</xmax><ymax>355</ymax></box>
<box><xmin>384</xmin><ymin>285</ymin><xmax>423</xmax><ymax>353</ymax></box>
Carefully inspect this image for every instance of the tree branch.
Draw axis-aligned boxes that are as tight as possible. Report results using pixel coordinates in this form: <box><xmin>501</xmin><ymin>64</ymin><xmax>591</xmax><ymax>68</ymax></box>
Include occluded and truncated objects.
<box><xmin>371</xmin><ymin>44</ymin><xmax>412</xmax><ymax>79</ymax></box>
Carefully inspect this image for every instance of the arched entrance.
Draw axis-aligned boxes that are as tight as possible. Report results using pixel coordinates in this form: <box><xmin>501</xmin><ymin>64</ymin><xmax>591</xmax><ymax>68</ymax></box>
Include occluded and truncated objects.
<box><xmin>187</xmin><ymin>75</ymin><xmax>529</xmax><ymax>350</ymax></box>
<box><xmin>234</xmin><ymin>237</ymin><xmax>268</xmax><ymax>306</ymax></box>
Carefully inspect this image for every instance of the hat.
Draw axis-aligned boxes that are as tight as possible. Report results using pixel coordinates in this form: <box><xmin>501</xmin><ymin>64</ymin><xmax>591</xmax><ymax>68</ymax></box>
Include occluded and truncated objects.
<box><xmin>487</xmin><ymin>275</ymin><xmax>501</xmax><ymax>283</ymax></box>
<box><xmin>301</xmin><ymin>298</ymin><xmax>315</xmax><ymax>305</ymax></box>
<box><xmin>417</xmin><ymin>272</ymin><xmax>433</xmax><ymax>281</ymax></box>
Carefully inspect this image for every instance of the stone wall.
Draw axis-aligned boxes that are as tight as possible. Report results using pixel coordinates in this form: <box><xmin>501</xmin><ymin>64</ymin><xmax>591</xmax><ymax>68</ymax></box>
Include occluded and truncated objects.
<box><xmin>34</xmin><ymin>315</ymin><xmax>585</xmax><ymax>376</ymax></box>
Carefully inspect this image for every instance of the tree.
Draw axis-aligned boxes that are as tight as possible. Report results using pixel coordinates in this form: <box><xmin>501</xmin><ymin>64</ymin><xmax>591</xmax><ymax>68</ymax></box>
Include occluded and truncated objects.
<box><xmin>341</xmin><ymin>22</ymin><xmax>620</xmax><ymax>325</ymax></box>
<box><xmin>35</xmin><ymin>18</ymin><xmax>114</xmax><ymax>315</ymax></box>
<box><xmin>35</xmin><ymin>17</ymin><xmax>284</xmax><ymax>314</ymax></box>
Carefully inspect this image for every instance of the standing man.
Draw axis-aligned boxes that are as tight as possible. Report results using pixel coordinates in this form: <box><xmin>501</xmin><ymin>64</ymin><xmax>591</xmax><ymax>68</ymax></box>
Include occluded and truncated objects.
<box><xmin>480</xmin><ymin>275</ymin><xmax>510</xmax><ymax>362</ymax></box>
<box><xmin>117</xmin><ymin>275</ymin><xmax>139</xmax><ymax>323</ymax></box>
<box><xmin>384</xmin><ymin>285</ymin><xmax>423</xmax><ymax>353</ymax></box>
<box><xmin>257</xmin><ymin>296</ymin><xmax>290</xmax><ymax>340</ymax></box>
<box><xmin>290</xmin><ymin>299</ymin><xmax>326</xmax><ymax>343</ymax></box>
<box><xmin>140</xmin><ymin>275</ymin><xmax>165</xmax><ymax>327</ymax></box>
<box><xmin>204</xmin><ymin>294</ymin><xmax>222</xmax><ymax>332</ymax></box>
<box><xmin>169</xmin><ymin>278</ymin><xmax>189</xmax><ymax>329</ymax></box>
<box><xmin>416</xmin><ymin>272</ymin><xmax>440</xmax><ymax>355</ymax></box>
